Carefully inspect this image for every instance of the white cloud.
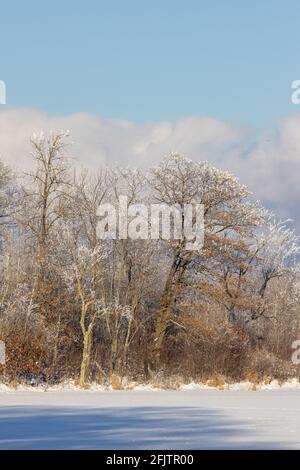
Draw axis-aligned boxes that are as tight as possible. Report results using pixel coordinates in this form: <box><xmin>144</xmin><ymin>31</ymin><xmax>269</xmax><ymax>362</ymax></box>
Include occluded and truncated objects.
<box><xmin>0</xmin><ymin>108</ymin><xmax>243</xmax><ymax>170</ymax></box>
<box><xmin>1</xmin><ymin>107</ymin><xmax>300</xmax><ymax>230</ymax></box>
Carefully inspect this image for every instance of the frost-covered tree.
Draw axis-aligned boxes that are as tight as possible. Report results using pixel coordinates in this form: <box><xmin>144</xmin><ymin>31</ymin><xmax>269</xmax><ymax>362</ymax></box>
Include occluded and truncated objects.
<box><xmin>1</xmin><ymin>135</ymin><xmax>300</xmax><ymax>386</ymax></box>
<box><xmin>19</xmin><ymin>131</ymin><xmax>71</xmax><ymax>318</ymax></box>
<box><xmin>0</xmin><ymin>161</ymin><xmax>11</xmax><ymax>222</ymax></box>
<box><xmin>63</xmin><ymin>240</ymin><xmax>106</xmax><ymax>387</ymax></box>
<box><xmin>255</xmin><ymin>218</ymin><xmax>300</xmax><ymax>297</ymax></box>
<box><xmin>149</xmin><ymin>154</ymin><xmax>265</xmax><ymax>358</ymax></box>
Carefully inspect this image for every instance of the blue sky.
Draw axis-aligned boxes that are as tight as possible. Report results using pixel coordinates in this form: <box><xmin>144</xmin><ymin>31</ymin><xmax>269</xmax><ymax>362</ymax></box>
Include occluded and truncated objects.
<box><xmin>1</xmin><ymin>0</ymin><xmax>300</xmax><ymax>127</ymax></box>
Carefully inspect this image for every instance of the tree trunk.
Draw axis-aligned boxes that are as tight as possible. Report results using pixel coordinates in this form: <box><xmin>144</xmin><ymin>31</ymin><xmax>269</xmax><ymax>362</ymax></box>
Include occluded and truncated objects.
<box><xmin>79</xmin><ymin>327</ymin><xmax>93</xmax><ymax>387</ymax></box>
<box><xmin>152</xmin><ymin>249</ymin><xmax>184</xmax><ymax>363</ymax></box>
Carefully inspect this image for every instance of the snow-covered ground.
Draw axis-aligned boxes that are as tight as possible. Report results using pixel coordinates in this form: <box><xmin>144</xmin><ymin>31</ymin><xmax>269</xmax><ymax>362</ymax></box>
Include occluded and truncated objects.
<box><xmin>0</xmin><ymin>389</ymin><xmax>300</xmax><ymax>449</ymax></box>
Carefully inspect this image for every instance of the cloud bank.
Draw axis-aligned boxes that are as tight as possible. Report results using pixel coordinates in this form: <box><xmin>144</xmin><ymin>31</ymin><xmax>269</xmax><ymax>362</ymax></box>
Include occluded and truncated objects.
<box><xmin>1</xmin><ymin>107</ymin><xmax>300</xmax><ymax>231</ymax></box>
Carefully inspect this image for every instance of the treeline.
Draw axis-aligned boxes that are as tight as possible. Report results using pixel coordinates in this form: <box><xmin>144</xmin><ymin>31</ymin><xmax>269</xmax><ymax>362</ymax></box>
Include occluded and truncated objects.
<box><xmin>0</xmin><ymin>131</ymin><xmax>300</xmax><ymax>387</ymax></box>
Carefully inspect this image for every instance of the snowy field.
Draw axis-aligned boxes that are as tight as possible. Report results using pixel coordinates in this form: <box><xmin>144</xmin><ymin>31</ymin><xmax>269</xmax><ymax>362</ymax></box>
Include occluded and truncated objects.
<box><xmin>0</xmin><ymin>389</ymin><xmax>300</xmax><ymax>449</ymax></box>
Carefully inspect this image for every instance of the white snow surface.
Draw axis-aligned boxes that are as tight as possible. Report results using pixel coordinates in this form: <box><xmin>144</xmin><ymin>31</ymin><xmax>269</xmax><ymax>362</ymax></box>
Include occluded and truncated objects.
<box><xmin>0</xmin><ymin>387</ymin><xmax>300</xmax><ymax>449</ymax></box>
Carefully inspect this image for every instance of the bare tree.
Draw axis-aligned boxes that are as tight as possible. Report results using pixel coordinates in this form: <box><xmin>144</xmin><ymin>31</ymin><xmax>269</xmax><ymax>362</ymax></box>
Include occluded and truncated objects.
<box><xmin>19</xmin><ymin>131</ymin><xmax>71</xmax><ymax>318</ymax></box>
